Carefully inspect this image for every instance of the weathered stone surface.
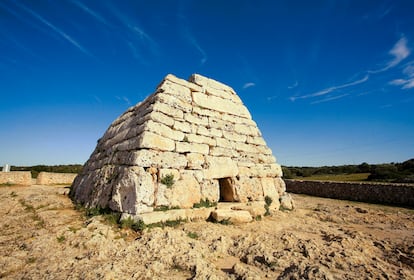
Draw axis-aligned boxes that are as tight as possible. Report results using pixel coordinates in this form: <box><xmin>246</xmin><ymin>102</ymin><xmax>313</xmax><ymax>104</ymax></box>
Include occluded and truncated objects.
<box><xmin>109</xmin><ymin>167</ymin><xmax>154</xmax><ymax>214</ymax></box>
<box><xmin>70</xmin><ymin>73</ymin><xmax>290</xmax><ymax>219</ymax></box>
<box><xmin>138</xmin><ymin>131</ymin><xmax>175</xmax><ymax>151</ymax></box>
<box><xmin>211</xmin><ymin>209</ymin><xmax>253</xmax><ymax>224</ymax></box>
<box><xmin>192</xmin><ymin>92</ymin><xmax>251</xmax><ymax>119</ymax></box>
<box><xmin>280</xmin><ymin>193</ymin><xmax>295</xmax><ymax>210</ymax></box>
<box><xmin>204</xmin><ymin>156</ymin><xmax>239</xmax><ymax>179</ymax></box>
<box><xmin>186</xmin><ymin>153</ymin><xmax>205</xmax><ymax>169</ymax></box>
<box><xmin>0</xmin><ymin>171</ymin><xmax>31</xmax><ymax>185</ymax></box>
<box><xmin>164</xmin><ymin>175</ymin><xmax>202</xmax><ymax>208</ymax></box>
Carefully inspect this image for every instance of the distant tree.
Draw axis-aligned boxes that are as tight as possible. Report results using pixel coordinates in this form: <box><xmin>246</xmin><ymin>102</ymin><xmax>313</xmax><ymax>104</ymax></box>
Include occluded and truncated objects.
<box><xmin>357</xmin><ymin>162</ymin><xmax>370</xmax><ymax>173</ymax></box>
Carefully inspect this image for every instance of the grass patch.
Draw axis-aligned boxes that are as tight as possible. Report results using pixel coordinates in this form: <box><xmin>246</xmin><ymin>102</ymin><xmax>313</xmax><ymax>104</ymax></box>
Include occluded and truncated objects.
<box><xmin>154</xmin><ymin>205</ymin><xmax>180</xmax><ymax>211</ymax></box>
<box><xmin>193</xmin><ymin>199</ymin><xmax>217</xmax><ymax>208</ymax></box>
<box><xmin>26</xmin><ymin>257</ymin><xmax>36</xmax><ymax>264</ymax></box>
<box><xmin>0</xmin><ymin>182</ymin><xmax>13</xmax><ymax>187</ymax></box>
<box><xmin>56</xmin><ymin>235</ymin><xmax>66</xmax><ymax>243</ymax></box>
<box><xmin>264</xmin><ymin>195</ymin><xmax>272</xmax><ymax>216</ymax></box>
<box><xmin>187</xmin><ymin>231</ymin><xmax>199</xmax><ymax>239</ymax></box>
<box><xmin>297</xmin><ymin>173</ymin><xmax>370</xmax><ymax>182</ymax></box>
<box><xmin>160</xmin><ymin>174</ymin><xmax>175</xmax><ymax>188</ymax></box>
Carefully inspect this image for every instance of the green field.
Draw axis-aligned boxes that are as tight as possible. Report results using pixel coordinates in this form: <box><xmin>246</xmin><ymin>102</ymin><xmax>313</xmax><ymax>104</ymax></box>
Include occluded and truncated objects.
<box><xmin>292</xmin><ymin>173</ymin><xmax>371</xmax><ymax>182</ymax></box>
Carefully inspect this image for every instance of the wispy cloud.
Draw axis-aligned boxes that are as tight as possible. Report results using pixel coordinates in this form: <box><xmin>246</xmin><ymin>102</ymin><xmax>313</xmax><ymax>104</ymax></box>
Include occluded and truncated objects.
<box><xmin>288</xmin><ymin>80</ymin><xmax>298</xmax><ymax>89</ymax></box>
<box><xmin>389</xmin><ymin>61</ymin><xmax>414</xmax><ymax>89</ymax></box>
<box><xmin>177</xmin><ymin>6</ymin><xmax>207</xmax><ymax>65</ymax></box>
<box><xmin>310</xmin><ymin>93</ymin><xmax>349</xmax><ymax>104</ymax></box>
<box><xmin>243</xmin><ymin>82</ymin><xmax>255</xmax><ymax>89</ymax></box>
<box><xmin>14</xmin><ymin>2</ymin><xmax>93</xmax><ymax>57</ymax></box>
<box><xmin>71</xmin><ymin>0</ymin><xmax>111</xmax><ymax>28</ymax></box>
<box><xmin>370</xmin><ymin>36</ymin><xmax>410</xmax><ymax>73</ymax></box>
<box><xmin>116</xmin><ymin>96</ymin><xmax>131</xmax><ymax>105</ymax></box>
<box><xmin>291</xmin><ymin>75</ymin><xmax>369</xmax><ymax>101</ymax></box>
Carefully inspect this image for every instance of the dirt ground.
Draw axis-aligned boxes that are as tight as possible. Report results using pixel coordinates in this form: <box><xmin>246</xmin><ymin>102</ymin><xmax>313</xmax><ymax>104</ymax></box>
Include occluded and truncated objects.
<box><xmin>0</xmin><ymin>185</ymin><xmax>413</xmax><ymax>279</ymax></box>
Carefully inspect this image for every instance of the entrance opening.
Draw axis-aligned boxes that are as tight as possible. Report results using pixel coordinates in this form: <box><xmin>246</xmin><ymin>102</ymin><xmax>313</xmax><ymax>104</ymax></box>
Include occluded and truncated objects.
<box><xmin>219</xmin><ymin>178</ymin><xmax>235</xmax><ymax>202</ymax></box>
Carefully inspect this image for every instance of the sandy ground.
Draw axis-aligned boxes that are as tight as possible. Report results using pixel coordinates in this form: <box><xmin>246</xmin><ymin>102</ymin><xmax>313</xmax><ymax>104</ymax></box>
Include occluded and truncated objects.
<box><xmin>0</xmin><ymin>185</ymin><xmax>413</xmax><ymax>279</ymax></box>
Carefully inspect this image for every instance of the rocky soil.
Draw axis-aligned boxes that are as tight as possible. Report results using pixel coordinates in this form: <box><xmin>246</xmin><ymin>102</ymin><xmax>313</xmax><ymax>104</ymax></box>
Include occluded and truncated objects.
<box><xmin>1</xmin><ymin>185</ymin><xmax>413</xmax><ymax>279</ymax></box>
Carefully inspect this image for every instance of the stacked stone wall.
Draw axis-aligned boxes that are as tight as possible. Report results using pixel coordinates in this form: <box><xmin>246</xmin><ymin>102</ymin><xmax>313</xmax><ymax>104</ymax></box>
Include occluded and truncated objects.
<box><xmin>0</xmin><ymin>171</ymin><xmax>31</xmax><ymax>185</ymax></box>
<box><xmin>36</xmin><ymin>172</ymin><xmax>77</xmax><ymax>185</ymax></box>
<box><xmin>71</xmin><ymin>74</ymin><xmax>289</xmax><ymax>215</ymax></box>
<box><xmin>286</xmin><ymin>179</ymin><xmax>414</xmax><ymax>207</ymax></box>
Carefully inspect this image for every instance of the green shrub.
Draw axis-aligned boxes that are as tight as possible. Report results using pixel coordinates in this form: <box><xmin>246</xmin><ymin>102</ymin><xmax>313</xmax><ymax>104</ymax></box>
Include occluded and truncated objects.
<box><xmin>120</xmin><ymin>217</ymin><xmax>146</xmax><ymax>231</ymax></box>
<box><xmin>56</xmin><ymin>235</ymin><xmax>66</xmax><ymax>243</ymax></box>
<box><xmin>161</xmin><ymin>174</ymin><xmax>175</xmax><ymax>188</ymax></box>
<box><xmin>264</xmin><ymin>196</ymin><xmax>273</xmax><ymax>206</ymax></box>
<box><xmin>193</xmin><ymin>199</ymin><xmax>217</xmax><ymax>208</ymax></box>
<box><xmin>187</xmin><ymin>231</ymin><xmax>199</xmax><ymax>239</ymax></box>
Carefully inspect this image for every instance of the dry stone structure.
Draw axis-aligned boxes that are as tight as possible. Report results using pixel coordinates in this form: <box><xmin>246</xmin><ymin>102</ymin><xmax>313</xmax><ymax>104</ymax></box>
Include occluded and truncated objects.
<box><xmin>70</xmin><ymin>74</ymin><xmax>291</xmax><ymax>219</ymax></box>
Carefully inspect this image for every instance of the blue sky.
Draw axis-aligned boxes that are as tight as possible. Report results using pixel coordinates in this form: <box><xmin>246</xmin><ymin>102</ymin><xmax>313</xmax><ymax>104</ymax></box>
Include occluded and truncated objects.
<box><xmin>1</xmin><ymin>0</ymin><xmax>414</xmax><ymax>167</ymax></box>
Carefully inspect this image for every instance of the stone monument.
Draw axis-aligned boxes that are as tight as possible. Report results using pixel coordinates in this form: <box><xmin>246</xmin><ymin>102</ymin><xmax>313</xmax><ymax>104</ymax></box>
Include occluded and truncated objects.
<box><xmin>70</xmin><ymin>74</ymin><xmax>293</xmax><ymax>219</ymax></box>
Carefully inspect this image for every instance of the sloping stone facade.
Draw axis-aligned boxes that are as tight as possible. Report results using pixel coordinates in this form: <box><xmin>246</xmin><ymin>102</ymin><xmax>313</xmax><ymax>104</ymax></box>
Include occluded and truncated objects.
<box><xmin>70</xmin><ymin>74</ymin><xmax>289</xmax><ymax>216</ymax></box>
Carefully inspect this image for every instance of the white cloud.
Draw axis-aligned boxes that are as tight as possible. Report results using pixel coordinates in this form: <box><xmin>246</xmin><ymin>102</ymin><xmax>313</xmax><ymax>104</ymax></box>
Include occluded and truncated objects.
<box><xmin>243</xmin><ymin>82</ymin><xmax>255</xmax><ymax>89</ymax></box>
<box><xmin>16</xmin><ymin>2</ymin><xmax>92</xmax><ymax>57</ymax></box>
<box><xmin>389</xmin><ymin>61</ymin><xmax>414</xmax><ymax>90</ymax></box>
<box><xmin>310</xmin><ymin>94</ymin><xmax>349</xmax><ymax>104</ymax></box>
<box><xmin>291</xmin><ymin>75</ymin><xmax>369</xmax><ymax>101</ymax></box>
<box><xmin>71</xmin><ymin>0</ymin><xmax>111</xmax><ymax>28</ymax></box>
<box><xmin>370</xmin><ymin>37</ymin><xmax>410</xmax><ymax>73</ymax></box>
<box><xmin>288</xmin><ymin>80</ymin><xmax>298</xmax><ymax>89</ymax></box>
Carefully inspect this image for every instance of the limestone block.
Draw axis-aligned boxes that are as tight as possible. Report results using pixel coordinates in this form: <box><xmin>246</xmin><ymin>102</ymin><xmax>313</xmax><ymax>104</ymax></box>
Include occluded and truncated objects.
<box><xmin>164</xmin><ymin>73</ymin><xmax>203</xmax><ymax>92</ymax></box>
<box><xmin>109</xmin><ymin>167</ymin><xmax>154</xmax><ymax>214</ymax></box>
<box><xmin>181</xmin><ymin>170</ymin><xmax>204</xmax><ymax>183</ymax></box>
<box><xmin>235</xmin><ymin>124</ymin><xmax>259</xmax><ymax>136</ymax></box>
<box><xmin>235</xmin><ymin>177</ymin><xmax>264</xmax><ymax>202</ymax></box>
<box><xmin>211</xmin><ymin>209</ymin><xmax>253</xmax><ymax>224</ymax></box>
<box><xmin>256</xmin><ymin>145</ymin><xmax>273</xmax><ymax>155</ymax></box>
<box><xmin>184</xmin><ymin>113</ymin><xmax>209</xmax><ymax>126</ymax></box>
<box><xmin>216</xmin><ymin>138</ymin><xmax>233</xmax><ymax>149</ymax></box>
<box><xmin>164</xmin><ymin>175</ymin><xmax>202</xmax><ymax>208</ymax></box>
<box><xmin>200</xmin><ymin>180</ymin><xmax>220</xmax><ymax>202</ymax></box>
<box><xmin>138</xmin><ymin>131</ymin><xmax>175</xmax><ymax>152</ymax></box>
<box><xmin>176</xmin><ymin>142</ymin><xmax>209</xmax><ymax>154</ymax></box>
<box><xmin>280</xmin><ymin>193</ymin><xmax>295</xmax><ymax>210</ymax></box>
<box><xmin>193</xmin><ymin>106</ymin><xmax>221</xmax><ymax>118</ymax></box>
<box><xmin>221</xmin><ymin>114</ymin><xmax>256</xmax><ymax>126</ymax></box>
<box><xmin>190</xmin><ymin>74</ymin><xmax>235</xmax><ymax>94</ymax></box>
<box><xmin>209</xmin><ymin>128</ymin><xmax>223</xmax><ymax>138</ymax></box>
<box><xmin>187</xmin><ymin>133</ymin><xmax>215</xmax><ymax>146</ymax></box>
<box><xmin>261</xmin><ymin>178</ymin><xmax>279</xmax><ymax>203</ymax></box>
<box><xmin>196</xmin><ymin>126</ymin><xmax>209</xmax><ymax>137</ymax></box>
<box><xmin>204</xmin><ymin>156</ymin><xmax>239</xmax><ymax>179</ymax></box>
<box><xmin>128</xmin><ymin>208</ymin><xmax>212</xmax><ymax>225</ymax></box>
<box><xmin>144</xmin><ymin>120</ymin><xmax>184</xmax><ymax>141</ymax></box>
<box><xmin>131</xmin><ymin>150</ymin><xmax>187</xmax><ymax>169</ymax></box>
<box><xmin>223</xmin><ymin>131</ymin><xmax>247</xmax><ymax>143</ymax></box>
<box><xmin>231</xmin><ymin>202</ymin><xmax>266</xmax><ymax>217</ymax></box>
<box><xmin>205</xmin><ymin>86</ymin><xmax>233</xmax><ymax>101</ymax></box>
<box><xmin>234</xmin><ymin>142</ymin><xmax>258</xmax><ymax>153</ymax></box>
<box><xmin>186</xmin><ymin>153</ymin><xmax>205</xmax><ymax>169</ymax></box>
<box><xmin>251</xmin><ymin>164</ymin><xmax>282</xmax><ymax>177</ymax></box>
<box><xmin>156</xmin><ymin>92</ymin><xmax>192</xmax><ymax>112</ymax></box>
<box><xmin>247</xmin><ymin>136</ymin><xmax>266</xmax><ymax>145</ymax></box>
<box><xmin>173</xmin><ymin>120</ymin><xmax>192</xmax><ymax>133</ymax></box>
<box><xmin>150</xmin><ymin>111</ymin><xmax>175</xmax><ymax>127</ymax></box>
<box><xmin>152</xmin><ymin>102</ymin><xmax>184</xmax><ymax>119</ymax></box>
<box><xmin>274</xmin><ymin>177</ymin><xmax>286</xmax><ymax>197</ymax></box>
<box><xmin>159</xmin><ymin>168</ymin><xmax>180</xmax><ymax>182</ymax></box>
<box><xmin>209</xmin><ymin>146</ymin><xmax>237</xmax><ymax>157</ymax></box>
<box><xmin>209</xmin><ymin>117</ymin><xmax>235</xmax><ymax>131</ymax></box>
<box><xmin>192</xmin><ymin>91</ymin><xmax>251</xmax><ymax>119</ymax></box>
<box><xmin>157</xmin><ymin>79</ymin><xmax>192</xmax><ymax>103</ymax></box>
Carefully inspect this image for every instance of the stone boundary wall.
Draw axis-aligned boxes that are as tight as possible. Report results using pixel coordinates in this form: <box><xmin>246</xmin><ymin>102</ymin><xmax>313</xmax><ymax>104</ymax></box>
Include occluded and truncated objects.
<box><xmin>0</xmin><ymin>171</ymin><xmax>32</xmax><ymax>185</ymax></box>
<box><xmin>36</xmin><ymin>172</ymin><xmax>77</xmax><ymax>185</ymax></box>
<box><xmin>285</xmin><ymin>179</ymin><xmax>414</xmax><ymax>207</ymax></box>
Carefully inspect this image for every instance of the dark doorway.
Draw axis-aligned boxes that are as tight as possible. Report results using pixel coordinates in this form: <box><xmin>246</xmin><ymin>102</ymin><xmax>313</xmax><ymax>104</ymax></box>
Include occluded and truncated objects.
<box><xmin>219</xmin><ymin>178</ymin><xmax>235</xmax><ymax>202</ymax></box>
